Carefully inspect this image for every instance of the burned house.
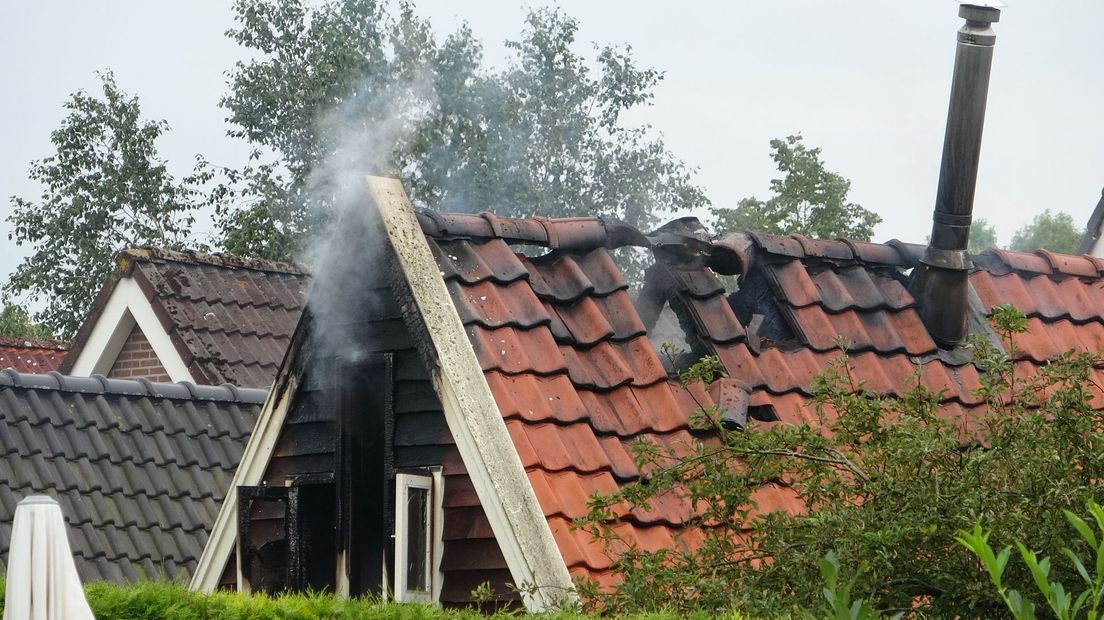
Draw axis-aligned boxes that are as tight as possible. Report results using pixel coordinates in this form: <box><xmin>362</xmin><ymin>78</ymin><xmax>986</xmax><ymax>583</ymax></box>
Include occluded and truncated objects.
<box><xmin>190</xmin><ymin>181</ymin><xmax>1104</xmax><ymax>607</ymax></box>
<box><xmin>189</xmin><ymin>2</ymin><xmax>1104</xmax><ymax>609</ymax></box>
<box><xmin>61</xmin><ymin>248</ymin><xmax>310</xmax><ymax>388</ymax></box>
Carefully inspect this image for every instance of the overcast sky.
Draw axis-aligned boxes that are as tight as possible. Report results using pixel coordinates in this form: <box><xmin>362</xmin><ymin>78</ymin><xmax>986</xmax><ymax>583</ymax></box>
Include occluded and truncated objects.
<box><xmin>2</xmin><ymin>1</ymin><xmax>1103</xmax><ymax>293</ymax></box>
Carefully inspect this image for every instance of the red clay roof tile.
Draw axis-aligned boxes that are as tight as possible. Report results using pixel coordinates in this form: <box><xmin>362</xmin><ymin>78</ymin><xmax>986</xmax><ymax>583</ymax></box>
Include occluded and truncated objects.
<box><xmin>1035</xmin><ymin>249</ymin><xmax>1101</xmax><ymax>278</ymax></box>
<box><xmin>668</xmin><ymin>268</ymin><xmax>727</xmax><ymax>299</ymax></box>
<box><xmin>684</xmin><ymin>295</ymin><xmax>746</xmax><ymax>344</ymax></box>
<box><xmin>484</xmin><ymin>372</ymin><xmax>589</xmax><ymax>424</ymax></box>
<box><xmin>0</xmin><ymin>339</ymin><xmax>69</xmax><ymax>374</ymax></box>
<box><xmin>792</xmin><ymin>235</ymin><xmax>854</xmax><ymax>261</ymax></box>
<box><xmin>525</xmin><ymin>251</ymin><xmax>627</xmax><ymax>302</ymax></box>
<box><xmin>749</xmin><ymin>234</ymin><xmax>807</xmax><ymax>258</ymax></box>
<box><xmin>507</xmin><ymin>420</ymin><xmax>610</xmax><ymax>474</ymax></box>
<box><xmin>982</xmin><ymin>248</ymin><xmax>1054</xmax><ymax>274</ymax></box>
<box><xmin>548</xmin><ymin>297</ymin><xmax>617</xmax><ymax>346</ymax></box>
<box><xmin>448</xmin><ymin>279</ymin><xmax>551</xmax><ymax>329</ymax></box>
<box><xmin>422</xmin><ymin>212</ymin><xmax>1104</xmax><ymax>589</ymax></box>
<box><xmin>767</xmin><ymin>260</ymin><xmax>821</xmax><ymax>308</ymax></box>
<box><xmin>468</xmin><ymin>326</ymin><xmax>565</xmax><ymax>376</ymax></box>
<box><xmin>844</xmin><ymin>239</ymin><xmax>911</xmax><ymax>266</ymax></box>
<box><xmin>434</xmin><ymin>239</ymin><xmax>528</xmax><ymax>284</ymax></box>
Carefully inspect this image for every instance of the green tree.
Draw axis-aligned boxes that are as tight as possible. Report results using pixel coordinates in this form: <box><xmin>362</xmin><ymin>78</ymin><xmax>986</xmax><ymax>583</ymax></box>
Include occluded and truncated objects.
<box><xmin>711</xmin><ymin>135</ymin><xmax>881</xmax><ymax>241</ymax></box>
<box><xmin>5</xmin><ymin>72</ymin><xmax>203</xmax><ymax>338</ymax></box>
<box><xmin>581</xmin><ymin>306</ymin><xmax>1104</xmax><ymax>617</ymax></box>
<box><xmin>212</xmin><ymin>0</ymin><xmax>708</xmax><ymax>264</ymax></box>
<box><xmin>969</xmin><ymin>217</ymin><xmax>998</xmax><ymax>253</ymax></box>
<box><xmin>1009</xmin><ymin>209</ymin><xmax>1081</xmax><ymax>254</ymax></box>
<box><xmin>0</xmin><ymin>304</ymin><xmax>50</xmax><ymax>340</ymax></box>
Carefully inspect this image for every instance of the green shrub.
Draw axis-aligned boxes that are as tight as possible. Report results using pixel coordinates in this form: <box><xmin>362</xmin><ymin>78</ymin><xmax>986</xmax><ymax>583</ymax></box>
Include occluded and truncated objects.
<box><xmin>958</xmin><ymin>499</ymin><xmax>1104</xmax><ymax>619</ymax></box>
<box><xmin>0</xmin><ymin>578</ymin><xmax>750</xmax><ymax>620</ymax></box>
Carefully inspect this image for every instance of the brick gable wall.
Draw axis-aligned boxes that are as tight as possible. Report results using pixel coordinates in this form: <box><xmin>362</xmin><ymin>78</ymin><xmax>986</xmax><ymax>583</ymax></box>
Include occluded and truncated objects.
<box><xmin>108</xmin><ymin>326</ymin><xmax>173</xmax><ymax>383</ymax></box>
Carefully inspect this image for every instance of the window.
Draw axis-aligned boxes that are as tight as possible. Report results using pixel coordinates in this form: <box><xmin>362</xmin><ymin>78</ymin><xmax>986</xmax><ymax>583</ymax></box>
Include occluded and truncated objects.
<box><xmin>236</xmin><ymin>475</ymin><xmax>336</xmax><ymax>594</ymax></box>
<box><xmin>394</xmin><ymin>470</ymin><xmax>443</xmax><ymax>602</ymax></box>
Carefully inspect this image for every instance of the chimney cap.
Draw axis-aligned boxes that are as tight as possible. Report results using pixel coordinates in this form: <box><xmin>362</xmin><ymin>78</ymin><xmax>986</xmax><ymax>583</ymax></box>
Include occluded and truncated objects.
<box><xmin>959</xmin><ymin>0</ymin><xmax>1006</xmax><ymax>8</ymax></box>
<box><xmin>960</xmin><ymin>3</ymin><xmax>1001</xmax><ymax>25</ymax></box>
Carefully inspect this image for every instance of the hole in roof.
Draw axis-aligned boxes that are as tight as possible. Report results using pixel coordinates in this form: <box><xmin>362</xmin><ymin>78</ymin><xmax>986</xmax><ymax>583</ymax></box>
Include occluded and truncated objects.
<box><xmin>511</xmin><ymin>243</ymin><xmax>554</xmax><ymax>258</ymax></box>
<box><xmin>728</xmin><ymin>265</ymin><xmax>794</xmax><ymax>343</ymax></box>
<box><xmin>748</xmin><ymin>404</ymin><xmax>779</xmax><ymax>423</ymax></box>
<box><xmin>649</xmin><ymin>307</ymin><xmax>697</xmax><ymax>375</ymax></box>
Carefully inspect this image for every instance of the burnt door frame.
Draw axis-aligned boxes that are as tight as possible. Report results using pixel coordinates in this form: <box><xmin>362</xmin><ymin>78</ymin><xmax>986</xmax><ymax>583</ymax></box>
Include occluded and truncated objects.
<box><xmin>237</xmin><ymin>485</ymin><xmax>289</xmax><ymax>593</ymax></box>
<box><xmin>335</xmin><ymin>353</ymin><xmax>395</xmax><ymax>596</ymax></box>
<box><xmin>286</xmin><ymin>472</ymin><xmax>336</xmax><ymax>591</ymax></box>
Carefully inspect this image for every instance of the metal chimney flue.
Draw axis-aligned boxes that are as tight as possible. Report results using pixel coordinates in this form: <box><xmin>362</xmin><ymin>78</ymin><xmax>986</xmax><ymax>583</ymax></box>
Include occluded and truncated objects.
<box><xmin>909</xmin><ymin>2</ymin><xmax>1001</xmax><ymax>347</ymax></box>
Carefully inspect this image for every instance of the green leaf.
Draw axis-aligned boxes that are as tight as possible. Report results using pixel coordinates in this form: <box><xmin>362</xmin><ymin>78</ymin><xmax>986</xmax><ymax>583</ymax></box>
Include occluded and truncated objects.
<box><xmin>1072</xmin><ymin>589</ymin><xmax>1091</xmax><ymax>618</ymax></box>
<box><xmin>1006</xmin><ymin>590</ymin><xmax>1036</xmax><ymax>620</ymax></box>
<box><xmin>1062</xmin><ymin>547</ymin><xmax>1092</xmax><ymax>586</ymax></box>
<box><xmin>1066</xmin><ymin>510</ymin><xmax>1098</xmax><ymax>550</ymax></box>
<box><xmin>1016</xmin><ymin>542</ymin><xmax>1051</xmax><ymax>598</ymax></box>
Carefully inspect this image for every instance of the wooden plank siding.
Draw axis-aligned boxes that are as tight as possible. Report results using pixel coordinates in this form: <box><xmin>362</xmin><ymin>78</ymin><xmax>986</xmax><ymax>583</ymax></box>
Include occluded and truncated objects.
<box><xmin>229</xmin><ymin>273</ymin><xmax>517</xmax><ymax>603</ymax></box>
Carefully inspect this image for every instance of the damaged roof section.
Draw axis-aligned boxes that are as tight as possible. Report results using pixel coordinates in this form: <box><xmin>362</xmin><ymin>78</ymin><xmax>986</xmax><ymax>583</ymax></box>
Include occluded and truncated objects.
<box><xmin>0</xmin><ymin>371</ymin><xmax>264</xmax><ymax>582</ymax></box>
<box><xmin>61</xmin><ymin>248</ymin><xmax>311</xmax><ymax>387</ymax></box>
<box><xmin>417</xmin><ymin>210</ymin><xmax>1104</xmax><ymax>589</ymax></box>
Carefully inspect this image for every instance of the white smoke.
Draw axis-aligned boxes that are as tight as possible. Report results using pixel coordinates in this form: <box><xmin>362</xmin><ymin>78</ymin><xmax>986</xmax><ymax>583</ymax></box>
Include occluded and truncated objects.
<box><xmin>302</xmin><ymin>70</ymin><xmax>438</xmax><ymax>362</ymax></box>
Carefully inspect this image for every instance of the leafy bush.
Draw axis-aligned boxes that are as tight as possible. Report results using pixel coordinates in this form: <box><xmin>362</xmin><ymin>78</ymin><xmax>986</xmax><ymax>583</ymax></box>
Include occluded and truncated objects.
<box><xmin>0</xmin><ymin>578</ymin><xmax>749</xmax><ymax>620</ymax></box>
<box><xmin>958</xmin><ymin>500</ymin><xmax>1104</xmax><ymax>619</ymax></box>
<box><xmin>580</xmin><ymin>306</ymin><xmax>1104</xmax><ymax>617</ymax></box>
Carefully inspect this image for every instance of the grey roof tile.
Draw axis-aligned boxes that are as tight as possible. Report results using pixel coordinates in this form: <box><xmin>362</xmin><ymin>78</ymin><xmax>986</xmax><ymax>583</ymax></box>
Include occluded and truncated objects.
<box><xmin>0</xmin><ymin>372</ymin><xmax>260</xmax><ymax>583</ymax></box>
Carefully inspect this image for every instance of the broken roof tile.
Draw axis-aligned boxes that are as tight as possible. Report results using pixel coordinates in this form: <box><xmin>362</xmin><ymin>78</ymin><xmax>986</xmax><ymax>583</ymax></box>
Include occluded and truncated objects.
<box><xmin>418</xmin><ymin>211</ymin><xmax>1104</xmax><ymax>589</ymax></box>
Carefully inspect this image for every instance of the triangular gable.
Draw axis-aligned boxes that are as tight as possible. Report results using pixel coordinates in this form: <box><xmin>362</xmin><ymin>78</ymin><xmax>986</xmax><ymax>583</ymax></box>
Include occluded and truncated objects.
<box><xmin>192</xmin><ymin>177</ymin><xmax>573</xmax><ymax>610</ymax></box>
<box><xmin>64</xmin><ymin>274</ymin><xmax>195</xmax><ymax>383</ymax></box>
<box><xmin>63</xmin><ymin>249</ymin><xmax>310</xmax><ymax>387</ymax></box>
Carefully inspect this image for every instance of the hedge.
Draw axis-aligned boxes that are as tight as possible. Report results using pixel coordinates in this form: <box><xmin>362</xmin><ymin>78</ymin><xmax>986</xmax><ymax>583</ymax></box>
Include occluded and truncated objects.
<box><xmin>0</xmin><ymin>579</ymin><xmax>735</xmax><ymax>619</ymax></box>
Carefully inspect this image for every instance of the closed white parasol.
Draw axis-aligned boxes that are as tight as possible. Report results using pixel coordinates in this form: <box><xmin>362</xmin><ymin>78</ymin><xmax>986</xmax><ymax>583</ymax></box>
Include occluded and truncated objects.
<box><xmin>3</xmin><ymin>496</ymin><xmax>94</xmax><ymax>620</ymax></box>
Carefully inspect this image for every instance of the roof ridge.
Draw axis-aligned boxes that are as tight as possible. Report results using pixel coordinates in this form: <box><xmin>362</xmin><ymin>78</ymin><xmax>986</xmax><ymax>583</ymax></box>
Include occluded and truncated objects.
<box><xmin>977</xmin><ymin>246</ymin><xmax>1104</xmax><ymax>278</ymax></box>
<box><xmin>0</xmin><ymin>371</ymin><xmax>268</xmax><ymax>404</ymax></box>
<box><xmin>417</xmin><ymin>210</ymin><xmax>649</xmax><ymax>252</ymax></box>
<box><xmin>118</xmin><ymin>247</ymin><xmax>311</xmax><ymax>276</ymax></box>
<box><xmin>0</xmin><ymin>336</ymin><xmax>70</xmax><ymax>351</ymax></box>
<box><xmin>722</xmin><ymin>231</ymin><xmax>924</xmax><ymax>267</ymax></box>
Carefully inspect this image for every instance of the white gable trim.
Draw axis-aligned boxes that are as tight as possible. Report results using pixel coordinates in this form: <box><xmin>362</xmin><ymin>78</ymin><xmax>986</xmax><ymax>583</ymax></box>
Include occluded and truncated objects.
<box><xmin>68</xmin><ymin>277</ymin><xmax>194</xmax><ymax>383</ymax></box>
<box><xmin>370</xmin><ymin>176</ymin><xmax>575</xmax><ymax>610</ymax></box>
<box><xmin>189</xmin><ymin>370</ymin><xmax>299</xmax><ymax>592</ymax></box>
